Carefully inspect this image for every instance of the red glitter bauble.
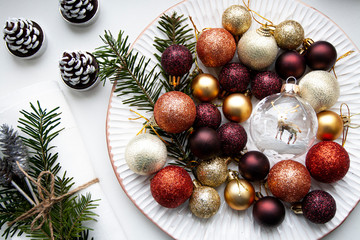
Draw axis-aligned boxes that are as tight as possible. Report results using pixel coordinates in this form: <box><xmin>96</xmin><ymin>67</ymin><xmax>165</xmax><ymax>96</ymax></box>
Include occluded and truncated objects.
<box><xmin>193</xmin><ymin>103</ymin><xmax>222</xmax><ymax>130</ymax></box>
<box><xmin>275</xmin><ymin>50</ymin><xmax>306</xmax><ymax>79</ymax></box>
<box><xmin>305</xmin><ymin>41</ymin><xmax>337</xmax><ymax>71</ymax></box>
<box><xmin>154</xmin><ymin>91</ymin><xmax>196</xmax><ymax>133</ymax></box>
<box><xmin>217</xmin><ymin>122</ymin><xmax>247</xmax><ymax>156</ymax></box>
<box><xmin>219</xmin><ymin>62</ymin><xmax>251</xmax><ymax>93</ymax></box>
<box><xmin>302</xmin><ymin>190</ymin><xmax>336</xmax><ymax>224</ymax></box>
<box><xmin>189</xmin><ymin>127</ymin><xmax>221</xmax><ymax>160</ymax></box>
<box><xmin>150</xmin><ymin>166</ymin><xmax>193</xmax><ymax>208</ymax></box>
<box><xmin>161</xmin><ymin>44</ymin><xmax>193</xmax><ymax>76</ymax></box>
<box><xmin>251</xmin><ymin>71</ymin><xmax>282</xmax><ymax>100</ymax></box>
<box><xmin>267</xmin><ymin>160</ymin><xmax>311</xmax><ymax>202</ymax></box>
<box><xmin>305</xmin><ymin>141</ymin><xmax>350</xmax><ymax>183</ymax></box>
<box><xmin>196</xmin><ymin>28</ymin><xmax>236</xmax><ymax>68</ymax></box>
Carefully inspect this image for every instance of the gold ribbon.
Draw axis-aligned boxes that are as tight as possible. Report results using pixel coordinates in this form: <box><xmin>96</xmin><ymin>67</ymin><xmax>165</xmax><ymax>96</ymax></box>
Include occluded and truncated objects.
<box><xmin>340</xmin><ymin>103</ymin><xmax>360</xmax><ymax>147</ymax></box>
<box><xmin>8</xmin><ymin>162</ymin><xmax>99</xmax><ymax>240</ymax></box>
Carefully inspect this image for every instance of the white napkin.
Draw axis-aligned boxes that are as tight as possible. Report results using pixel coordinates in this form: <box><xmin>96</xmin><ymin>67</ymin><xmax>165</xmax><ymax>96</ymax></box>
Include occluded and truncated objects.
<box><xmin>0</xmin><ymin>81</ymin><xmax>127</xmax><ymax>240</ymax></box>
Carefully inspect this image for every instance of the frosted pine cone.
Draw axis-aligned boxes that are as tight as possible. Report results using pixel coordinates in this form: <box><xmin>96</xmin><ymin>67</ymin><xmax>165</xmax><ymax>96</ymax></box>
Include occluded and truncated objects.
<box><xmin>59</xmin><ymin>51</ymin><xmax>99</xmax><ymax>90</ymax></box>
<box><xmin>60</xmin><ymin>0</ymin><xmax>99</xmax><ymax>25</ymax></box>
<box><xmin>3</xmin><ymin>18</ymin><xmax>45</xmax><ymax>58</ymax></box>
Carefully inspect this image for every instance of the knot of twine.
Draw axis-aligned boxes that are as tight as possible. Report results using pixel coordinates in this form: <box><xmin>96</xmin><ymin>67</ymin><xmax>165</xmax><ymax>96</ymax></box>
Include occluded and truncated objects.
<box><xmin>8</xmin><ymin>161</ymin><xmax>99</xmax><ymax>240</ymax></box>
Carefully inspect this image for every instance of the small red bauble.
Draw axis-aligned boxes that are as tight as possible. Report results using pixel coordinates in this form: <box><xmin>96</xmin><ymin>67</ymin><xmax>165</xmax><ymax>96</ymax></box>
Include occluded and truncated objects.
<box><xmin>161</xmin><ymin>44</ymin><xmax>193</xmax><ymax>76</ymax></box>
<box><xmin>189</xmin><ymin>127</ymin><xmax>221</xmax><ymax>160</ymax></box>
<box><xmin>267</xmin><ymin>160</ymin><xmax>311</xmax><ymax>202</ymax></box>
<box><xmin>275</xmin><ymin>50</ymin><xmax>306</xmax><ymax>79</ymax></box>
<box><xmin>305</xmin><ymin>141</ymin><xmax>350</xmax><ymax>183</ymax></box>
<box><xmin>305</xmin><ymin>40</ymin><xmax>337</xmax><ymax>71</ymax></box>
<box><xmin>302</xmin><ymin>190</ymin><xmax>336</xmax><ymax>224</ymax></box>
<box><xmin>196</xmin><ymin>28</ymin><xmax>236</xmax><ymax>67</ymax></box>
<box><xmin>219</xmin><ymin>62</ymin><xmax>251</xmax><ymax>93</ymax></box>
<box><xmin>150</xmin><ymin>166</ymin><xmax>193</xmax><ymax>208</ymax></box>
<box><xmin>193</xmin><ymin>103</ymin><xmax>222</xmax><ymax>130</ymax></box>
<box><xmin>217</xmin><ymin>122</ymin><xmax>247</xmax><ymax>156</ymax></box>
<box><xmin>238</xmin><ymin>151</ymin><xmax>270</xmax><ymax>181</ymax></box>
<box><xmin>154</xmin><ymin>91</ymin><xmax>196</xmax><ymax>133</ymax></box>
<box><xmin>251</xmin><ymin>71</ymin><xmax>282</xmax><ymax>100</ymax></box>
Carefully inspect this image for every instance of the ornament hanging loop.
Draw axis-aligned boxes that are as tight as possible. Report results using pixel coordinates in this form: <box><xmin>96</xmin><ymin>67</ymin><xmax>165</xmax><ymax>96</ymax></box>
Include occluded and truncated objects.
<box><xmin>242</xmin><ymin>0</ymin><xmax>275</xmax><ymax>28</ymax></box>
<box><xmin>340</xmin><ymin>103</ymin><xmax>360</xmax><ymax>147</ymax></box>
<box><xmin>281</xmin><ymin>76</ymin><xmax>299</xmax><ymax>94</ymax></box>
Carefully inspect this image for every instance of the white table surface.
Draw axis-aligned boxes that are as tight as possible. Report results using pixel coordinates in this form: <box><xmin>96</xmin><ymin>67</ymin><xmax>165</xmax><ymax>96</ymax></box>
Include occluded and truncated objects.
<box><xmin>0</xmin><ymin>0</ymin><xmax>359</xmax><ymax>239</ymax></box>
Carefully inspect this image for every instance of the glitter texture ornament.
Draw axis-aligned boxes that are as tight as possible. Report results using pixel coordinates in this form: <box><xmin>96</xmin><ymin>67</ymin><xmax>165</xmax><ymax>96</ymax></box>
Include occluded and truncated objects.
<box><xmin>219</xmin><ymin>62</ymin><xmax>251</xmax><ymax>93</ymax></box>
<box><xmin>154</xmin><ymin>91</ymin><xmax>196</xmax><ymax>133</ymax></box>
<box><xmin>305</xmin><ymin>40</ymin><xmax>337</xmax><ymax>71</ymax></box>
<box><xmin>238</xmin><ymin>151</ymin><xmax>270</xmax><ymax>182</ymax></box>
<box><xmin>222</xmin><ymin>93</ymin><xmax>252</xmax><ymax>123</ymax></box>
<box><xmin>193</xmin><ymin>103</ymin><xmax>222</xmax><ymax>130</ymax></box>
<box><xmin>316</xmin><ymin>110</ymin><xmax>343</xmax><ymax>141</ymax></box>
<box><xmin>197</xmin><ymin>28</ymin><xmax>236</xmax><ymax>67</ymax></box>
<box><xmin>222</xmin><ymin>5</ymin><xmax>252</xmax><ymax>36</ymax></box>
<box><xmin>125</xmin><ymin>134</ymin><xmax>167</xmax><ymax>175</ymax></box>
<box><xmin>305</xmin><ymin>141</ymin><xmax>349</xmax><ymax>183</ymax></box>
<box><xmin>251</xmin><ymin>71</ymin><xmax>282</xmax><ymax>100</ymax></box>
<box><xmin>161</xmin><ymin>44</ymin><xmax>193</xmax><ymax>76</ymax></box>
<box><xmin>250</xmin><ymin>78</ymin><xmax>317</xmax><ymax>159</ymax></box>
<box><xmin>274</xmin><ymin>20</ymin><xmax>304</xmax><ymax>50</ymax></box>
<box><xmin>150</xmin><ymin>165</ymin><xmax>193</xmax><ymax>208</ymax></box>
<box><xmin>267</xmin><ymin>160</ymin><xmax>311</xmax><ymax>202</ymax></box>
<box><xmin>224</xmin><ymin>170</ymin><xmax>255</xmax><ymax>210</ymax></box>
<box><xmin>196</xmin><ymin>156</ymin><xmax>230</xmax><ymax>187</ymax></box>
<box><xmin>189</xmin><ymin>127</ymin><xmax>221</xmax><ymax>160</ymax></box>
<box><xmin>237</xmin><ymin>25</ymin><xmax>279</xmax><ymax>71</ymax></box>
<box><xmin>191</xmin><ymin>73</ymin><xmax>220</xmax><ymax>102</ymax></box>
<box><xmin>302</xmin><ymin>190</ymin><xmax>336</xmax><ymax>224</ymax></box>
<box><xmin>275</xmin><ymin>50</ymin><xmax>306</xmax><ymax>79</ymax></box>
<box><xmin>299</xmin><ymin>70</ymin><xmax>340</xmax><ymax>112</ymax></box>
<box><xmin>189</xmin><ymin>180</ymin><xmax>221</xmax><ymax>219</ymax></box>
<box><xmin>217</xmin><ymin>122</ymin><xmax>247</xmax><ymax>156</ymax></box>
<box><xmin>253</xmin><ymin>196</ymin><xmax>285</xmax><ymax>227</ymax></box>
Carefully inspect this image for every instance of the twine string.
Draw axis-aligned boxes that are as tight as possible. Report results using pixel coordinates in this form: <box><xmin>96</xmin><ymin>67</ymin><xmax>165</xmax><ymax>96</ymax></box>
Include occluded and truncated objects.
<box><xmin>331</xmin><ymin>51</ymin><xmax>355</xmax><ymax>79</ymax></box>
<box><xmin>242</xmin><ymin>0</ymin><xmax>275</xmax><ymax>27</ymax></box>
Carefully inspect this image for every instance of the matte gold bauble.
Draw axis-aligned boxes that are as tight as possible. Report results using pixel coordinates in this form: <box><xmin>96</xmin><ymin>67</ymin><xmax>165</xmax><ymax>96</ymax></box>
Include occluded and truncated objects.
<box><xmin>222</xmin><ymin>5</ymin><xmax>252</xmax><ymax>36</ymax></box>
<box><xmin>237</xmin><ymin>25</ymin><xmax>279</xmax><ymax>71</ymax></box>
<box><xmin>196</xmin><ymin>157</ymin><xmax>230</xmax><ymax>187</ymax></box>
<box><xmin>222</xmin><ymin>93</ymin><xmax>252</xmax><ymax>123</ymax></box>
<box><xmin>224</xmin><ymin>170</ymin><xmax>255</xmax><ymax>210</ymax></box>
<box><xmin>316</xmin><ymin>110</ymin><xmax>343</xmax><ymax>140</ymax></box>
<box><xmin>299</xmin><ymin>70</ymin><xmax>340</xmax><ymax>112</ymax></box>
<box><xmin>274</xmin><ymin>20</ymin><xmax>304</xmax><ymax>50</ymax></box>
<box><xmin>191</xmin><ymin>73</ymin><xmax>220</xmax><ymax>102</ymax></box>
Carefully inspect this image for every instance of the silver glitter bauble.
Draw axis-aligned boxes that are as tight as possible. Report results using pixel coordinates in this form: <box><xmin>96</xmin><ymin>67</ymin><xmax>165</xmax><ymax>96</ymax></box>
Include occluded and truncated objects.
<box><xmin>125</xmin><ymin>134</ymin><xmax>167</xmax><ymax>175</ymax></box>
<box><xmin>237</xmin><ymin>26</ymin><xmax>279</xmax><ymax>71</ymax></box>
<box><xmin>274</xmin><ymin>20</ymin><xmax>304</xmax><ymax>50</ymax></box>
<box><xmin>196</xmin><ymin>157</ymin><xmax>229</xmax><ymax>187</ymax></box>
<box><xmin>189</xmin><ymin>180</ymin><xmax>221</xmax><ymax>219</ymax></box>
<box><xmin>299</xmin><ymin>71</ymin><xmax>340</xmax><ymax>112</ymax></box>
<box><xmin>222</xmin><ymin>5</ymin><xmax>252</xmax><ymax>36</ymax></box>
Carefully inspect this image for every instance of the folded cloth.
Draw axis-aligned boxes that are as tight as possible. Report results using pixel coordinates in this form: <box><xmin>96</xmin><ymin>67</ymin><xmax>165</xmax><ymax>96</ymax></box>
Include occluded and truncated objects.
<box><xmin>0</xmin><ymin>81</ymin><xmax>127</xmax><ymax>240</ymax></box>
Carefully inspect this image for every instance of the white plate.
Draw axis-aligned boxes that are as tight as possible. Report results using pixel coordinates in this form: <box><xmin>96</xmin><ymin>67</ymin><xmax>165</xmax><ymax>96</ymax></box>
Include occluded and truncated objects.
<box><xmin>106</xmin><ymin>0</ymin><xmax>360</xmax><ymax>239</ymax></box>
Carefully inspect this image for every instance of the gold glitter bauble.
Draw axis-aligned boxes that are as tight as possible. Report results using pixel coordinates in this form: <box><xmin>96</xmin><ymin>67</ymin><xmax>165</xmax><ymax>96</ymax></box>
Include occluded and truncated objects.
<box><xmin>299</xmin><ymin>70</ymin><xmax>340</xmax><ymax>112</ymax></box>
<box><xmin>237</xmin><ymin>26</ymin><xmax>279</xmax><ymax>71</ymax></box>
<box><xmin>274</xmin><ymin>20</ymin><xmax>304</xmax><ymax>50</ymax></box>
<box><xmin>189</xmin><ymin>180</ymin><xmax>221</xmax><ymax>219</ymax></box>
<box><xmin>316</xmin><ymin>110</ymin><xmax>343</xmax><ymax>141</ymax></box>
<box><xmin>191</xmin><ymin>73</ymin><xmax>220</xmax><ymax>102</ymax></box>
<box><xmin>224</xmin><ymin>170</ymin><xmax>255</xmax><ymax>210</ymax></box>
<box><xmin>222</xmin><ymin>93</ymin><xmax>252</xmax><ymax>123</ymax></box>
<box><xmin>196</xmin><ymin>157</ymin><xmax>229</xmax><ymax>187</ymax></box>
<box><xmin>222</xmin><ymin>5</ymin><xmax>252</xmax><ymax>36</ymax></box>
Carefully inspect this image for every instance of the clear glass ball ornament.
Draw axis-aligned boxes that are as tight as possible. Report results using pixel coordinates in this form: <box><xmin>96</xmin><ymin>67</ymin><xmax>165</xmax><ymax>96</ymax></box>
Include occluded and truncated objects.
<box><xmin>249</xmin><ymin>77</ymin><xmax>318</xmax><ymax>160</ymax></box>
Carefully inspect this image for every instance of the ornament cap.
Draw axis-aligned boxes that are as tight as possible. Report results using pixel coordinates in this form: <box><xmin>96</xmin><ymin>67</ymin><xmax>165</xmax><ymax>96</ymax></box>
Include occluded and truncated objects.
<box><xmin>281</xmin><ymin>76</ymin><xmax>300</xmax><ymax>94</ymax></box>
<box><xmin>256</xmin><ymin>24</ymin><xmax>273</xmax><ymax>37</ymax></box>
<box><xmin>193</xmin><ymin>179</ymin><xmax>202</xmax><ymax>189</ymax></box>
<box><xmin>227</xmin><ymin>169</ymin><xmax>239</xmax><ymax>181</ymax></box>
<box><xmin>291</xmin><ymin>202</ymin><xmax>303</xmax><ymax>214</ymax></box>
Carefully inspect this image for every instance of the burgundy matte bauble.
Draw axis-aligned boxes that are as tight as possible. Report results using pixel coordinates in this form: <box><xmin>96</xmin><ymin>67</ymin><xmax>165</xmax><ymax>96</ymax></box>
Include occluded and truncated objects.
<box><xmin>196</xmin><ymin>28</ymin><xmax>236</xmax><ymax>68</ymax></box>
<box><xmin>161</xmin><ymin>44</ymin><xmax>193</xmax><ymax>76</ymax></box>
<box><xmin>193</xmin><ymin>103</ymin><xmax>222</xmax><ymax>130</ymax></box>
<box><xmin>189</xmin><ymin>127</ymin><xmax>221</xmax><ymax>160</ymax></box>
<box><xmin>150</xmin><ymin>166</ymin><xmax>193</xmax><ymax>208</ymax></box>
<box><xmin>219</xmin><ymin>62</ymin><xmax>251</xmax><ymax>93</ymax></box>
<box><xmin>238</xmin><ymin>151</ymin><xmax>270</xmax><ymax>181</ymax></box>
<box><xmin>253</xmin><ymin>196</ymin><xmax>285</xmax><ymax>227</ymax></box>
<box><xmin>267</xmin><ymin>160</ymin><xmax>311</xmax><ymax>202</ymax></box>
<box><xmin>305</xmin><ymin>141</ymin><xmax>349</xmax><ymax>183</ymax></box>
<box><xmin>305</xmin><ymin>41</ymin><xmax>337</xmax><ymax>70</ymax></box>
<box><xmin>275</xmin><ymin>50</ymin><xmax>306</xmax><ymax>79</ymax></box>
<box><xmin>251</xmin><ymin>71</ymin><xmax>282</xmax><ymax>100</ymax></box>
<box><xmin>217</xmin><ymin>122</ymin><xmax>247</xmax><ymax>156</ymax></box>
<box><xmin>154</xmin><ymin>91</ymin><xmax>196</xmax><ymax>133</ymax></box>
<box><xmin>302</xmin><ymin>190</ymin><xmax>336</xmax><ymax>224</ymax></box>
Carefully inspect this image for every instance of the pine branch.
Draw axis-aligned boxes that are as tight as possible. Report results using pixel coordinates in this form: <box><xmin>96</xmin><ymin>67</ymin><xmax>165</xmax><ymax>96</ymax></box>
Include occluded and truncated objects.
<box><xmin>93</xmin><ymin>31</ymin><xmax>163</xmax><ymax>112</ymax></box>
